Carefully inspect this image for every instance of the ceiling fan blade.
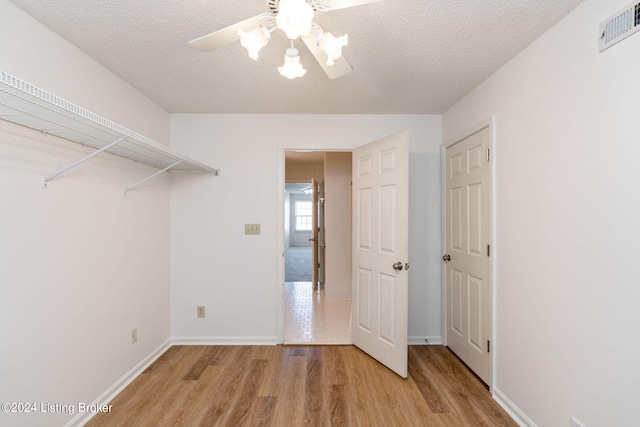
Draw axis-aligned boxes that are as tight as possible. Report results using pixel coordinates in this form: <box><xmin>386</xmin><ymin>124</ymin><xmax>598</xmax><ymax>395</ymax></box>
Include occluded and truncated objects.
<box><xmin>314</xmin><ymin>0</ymin><xmax>384</xmax><ymax>11</ymax></box>
<box><xmin>302</xmin><ymin>33</ymin><xmax>353</xmax><ymax>79</ymax></box>
<box><xmin>189</xmin><ymin>13</ymin><xmax>275</xmax><ymax>52</ymax></box>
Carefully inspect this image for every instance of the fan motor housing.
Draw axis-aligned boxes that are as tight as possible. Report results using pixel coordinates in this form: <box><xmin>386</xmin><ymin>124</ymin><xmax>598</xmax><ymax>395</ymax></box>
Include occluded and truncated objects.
<box><xmin>268</xmin><ymin>0</ymin><xmax>318</xmax><ymax>14</ymax></box>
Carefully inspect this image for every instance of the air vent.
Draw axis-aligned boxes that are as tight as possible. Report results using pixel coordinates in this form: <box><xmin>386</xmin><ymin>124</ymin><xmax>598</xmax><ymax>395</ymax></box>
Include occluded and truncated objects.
<box><xmin>599</xmin><ymin>2</ymin><xmax>640</xmax><ymax>52</ymax></box>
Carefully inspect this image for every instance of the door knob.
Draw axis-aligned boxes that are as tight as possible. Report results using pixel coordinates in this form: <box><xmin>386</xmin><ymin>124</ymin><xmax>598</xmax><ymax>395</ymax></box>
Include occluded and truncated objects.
<box><xmin>393</xmin><ymin>262</ymin><xmax>403</xmax><ymax>271</ymax></box>
<box><xmin>309</xmin><ymin>237</ymin><xmax>317</xmax><ymax>242</ymax></box>
<box><xmin>442</xmin><ymin>254</ymin><xmax>451</xmax><ymax>262</ymax></box>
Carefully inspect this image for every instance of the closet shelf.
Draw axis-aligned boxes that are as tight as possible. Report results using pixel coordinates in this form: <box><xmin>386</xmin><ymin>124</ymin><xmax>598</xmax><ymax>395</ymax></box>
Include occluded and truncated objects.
<box><xmin>0</xmin><ymin>71</ymin><xmax>219</xmax><ymax>191</ymax></box>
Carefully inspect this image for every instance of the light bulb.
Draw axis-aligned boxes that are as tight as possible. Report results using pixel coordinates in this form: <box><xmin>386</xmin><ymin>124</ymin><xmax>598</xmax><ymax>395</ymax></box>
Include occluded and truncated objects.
<box><xmin>278</xmin><ymin>47</ymin><xmax>307</xmax><ymax>79</ymax></box>
<box><xmin>238</xmin><ymin>27</ymin><xmax>270</xmax><ymax>61</ymax></box>
<box><xmin>276</xmin><ymin>0</ymin><xmax>314</xmax><ymax>39</ymax></box>
<box><xmin>319</xmin><ymin>32</ymin><xmax>348</xmax><ymax>66</ymax></box>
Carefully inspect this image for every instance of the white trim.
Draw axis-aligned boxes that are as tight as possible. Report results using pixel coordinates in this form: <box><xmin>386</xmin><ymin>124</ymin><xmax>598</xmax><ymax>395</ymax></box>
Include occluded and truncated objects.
<box><xmin>493</xmin><ymin>388</ymin><xmax>537</xmax><ymax>427</ymax></box>
<box><xmin>66</xmin><ymin>338</ymin><xmax>172</xmax><ymax>427</ymax></box>
<box><xmin>489</xmin><ymin>114</ymin><xmax>498</xmax><ymax>391</ymax></box>
<box><xmin>440</xmin><ymin>145</ymin><xmax>447</xmax><ymax>347</ymax></box>
<box><xmin>277</xmin><ymin>148</ymin><xmax>286</xmax><ymax>343</ymax></box>
<box><xmin>171</xmin><ymin>336</ymin><xmax>278</xmax><ymax>346</ymax></box>
<box><xmin>440</xmin><ymin>118</ymin><xmax>495</xmax><ymax>390</ymax></box>
<box><xmin>444</xmin><ymin>117</ymin><xmax>493</xmax><ymax>148</ymax></box>
<box><xmin>408</xmin><ymin>336</ymin><xmax>443</xmax><ymax>345</ymax></box>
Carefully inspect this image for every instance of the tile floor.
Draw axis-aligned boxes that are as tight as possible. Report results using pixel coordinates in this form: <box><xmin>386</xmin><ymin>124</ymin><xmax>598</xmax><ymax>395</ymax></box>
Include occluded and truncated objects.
<box><xmin>284</xmin><ymin>281</ymin><xmax>352</xmax><ymax>344</ymax></box>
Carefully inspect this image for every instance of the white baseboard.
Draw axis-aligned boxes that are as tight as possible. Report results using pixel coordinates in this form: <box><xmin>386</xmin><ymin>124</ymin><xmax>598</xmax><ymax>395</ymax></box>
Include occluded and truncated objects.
<box><xmin>67</xmin><ymin>338</ymin><xmax>172</xmax><ymax>427</ymax></box>
<box><xmin>172</xmin><ymin>336</ymin><xmax>278</xmax><ymax>346</ymax></box>
<box><xmin>408</xmin><ymin>335</ymin><xmax>443</xmax><ymax>345</ymax></box>
<box><xmin>493</xmin><ymin>387</ymin><xmax>537</xmax><ymax>427</ymax></box>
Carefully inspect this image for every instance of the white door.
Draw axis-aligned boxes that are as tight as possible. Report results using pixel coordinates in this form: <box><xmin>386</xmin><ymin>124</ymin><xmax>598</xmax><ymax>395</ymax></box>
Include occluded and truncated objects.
<box><xmin>311</xmin><ymin>177</ymin><xmax>319</xmax><ymax>290</ymax></box>
<box><xmin>352</xmin><ymin>132</ymin><xmax>409</xmax><ymax>378</ymax></box>
<box><xmin>445</xmin><ymin>127</ymin><xmax>491</xmax><ymax>385</ymax></box>
<box><xmin>317</xmin><ymin>180</ymin><xmax>325</xmax><ymax>288</ymax></box>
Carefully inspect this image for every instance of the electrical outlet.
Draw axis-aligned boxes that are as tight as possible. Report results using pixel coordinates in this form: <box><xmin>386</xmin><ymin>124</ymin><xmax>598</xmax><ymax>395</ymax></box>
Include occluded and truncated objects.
<box><xmin>571</xmin><ymin>418</ymin><xmax>585</xmax><ymax>427</ymax></box>
<box><xmin>244</xmin><ymin>224</ymin><xmax>260</xmax><ymax>235</ymax></box>
<box><xmin>197</xmin><ymin>306</ymin><xmax>206</xmax><ymax>318</ymax></box>
<box><xmin>131</xmin><ymin>328</ymin><xmax>138</xmax><ymax>344</ymax></box>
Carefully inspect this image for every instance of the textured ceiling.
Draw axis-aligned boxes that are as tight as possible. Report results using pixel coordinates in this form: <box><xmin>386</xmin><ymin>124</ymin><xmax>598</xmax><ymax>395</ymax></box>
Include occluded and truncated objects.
<box><xmin>9</xmin><ymin>0</ymin><xmax>585</xmax><ymax>114</ymax></box>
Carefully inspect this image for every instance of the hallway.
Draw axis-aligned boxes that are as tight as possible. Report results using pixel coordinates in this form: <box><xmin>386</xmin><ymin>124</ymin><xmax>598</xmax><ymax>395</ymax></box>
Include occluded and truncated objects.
<box><xmin>284</xmin><ymin>282</ymin><xmax>351</xmax><ymax>344</ymax></box>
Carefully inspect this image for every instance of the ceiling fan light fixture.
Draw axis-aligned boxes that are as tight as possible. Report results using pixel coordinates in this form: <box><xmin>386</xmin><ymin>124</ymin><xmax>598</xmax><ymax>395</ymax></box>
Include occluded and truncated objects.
<box><xmin>238</xmin><ymin>26</ymin><xmax>271</xmax><ymax>61</ymax></box>
<box><xmin>278</xmin><ymin>47</ymin><xmax>307</xmax><ymax>79</ymax></box>
<box><xmin>318</xmin><ymin>32</ymin><xmax>348</xmax><ymax>66</ymax></box>
<box><xmin>190</xmin><ymin>0</ymin><xmax>365</xmax><ymax>80</ymax></box>
<box><xmin>276</xmin><ymin>0</ymin><xmax>315</xmax><ymax>39</ymax></box>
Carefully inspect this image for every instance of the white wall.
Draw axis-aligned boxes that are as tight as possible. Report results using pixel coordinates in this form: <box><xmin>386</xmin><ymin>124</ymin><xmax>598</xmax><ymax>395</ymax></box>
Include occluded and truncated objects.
<box><xmin>170</xmin><ymin>114</ymin><xmax>442</xmax><ymax>343</ymax></box>
<box><xmin>324</xmin><ymin>152</ymin><xmax>352</xmax><ymax>300</ymax></box>
<box><xmin>0</xmin><ymin>1</ymin><xmax>172</xmax><ymax>426</ymax></box>
<box><xmin>285</xmin><ymin>160</ymin><xmax>324</xmax><ymax>183</ymax></box>
<box><xmin>0</xmin><ymin>0</ymin><xmax>169</xmax><ymax>145</ymax></box>
<box><xmin>443</xmin><ymin>0</ymin><xmax>640</xmax><ymax>425</ymax></box>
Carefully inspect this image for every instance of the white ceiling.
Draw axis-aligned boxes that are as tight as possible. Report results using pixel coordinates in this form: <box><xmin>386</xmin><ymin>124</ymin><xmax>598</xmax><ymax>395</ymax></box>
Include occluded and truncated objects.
<box><xmin>9</xmin><ymin>0</ymin><xmax>585</xmax><ymax>114</ymax></box>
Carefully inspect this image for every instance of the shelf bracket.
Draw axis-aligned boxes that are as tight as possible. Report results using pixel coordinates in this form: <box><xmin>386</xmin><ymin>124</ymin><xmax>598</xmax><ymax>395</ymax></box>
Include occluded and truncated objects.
<box><xmin>124</xmin><ymin>160</ymin><xmax>183</xmax><ymax>195</ymax></box>
<box><xmin>43</xmin><ymin>136</ymin><xmax>128</xmax><ymax>188</ymax></box>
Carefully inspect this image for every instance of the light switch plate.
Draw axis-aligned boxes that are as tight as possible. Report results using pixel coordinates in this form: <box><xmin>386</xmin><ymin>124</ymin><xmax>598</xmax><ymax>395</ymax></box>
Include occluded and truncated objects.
<box><xmin>245</xmin><ymin>224</ymin><xmax>260</xmax><ymax>235</ymax></box>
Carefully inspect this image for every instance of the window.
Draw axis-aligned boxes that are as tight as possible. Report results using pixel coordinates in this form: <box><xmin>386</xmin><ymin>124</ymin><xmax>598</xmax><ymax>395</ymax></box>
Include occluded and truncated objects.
<box><xmin>295</xmin><ymin>200</ymin><xmax>313</xmax><ymax>231</ymax></box>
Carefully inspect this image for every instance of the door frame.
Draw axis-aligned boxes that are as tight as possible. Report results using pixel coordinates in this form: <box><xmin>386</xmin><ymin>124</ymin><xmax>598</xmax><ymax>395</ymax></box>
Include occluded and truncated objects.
<box><xmin>276</xmin><ymin>146</ymin><xmax>353</xmax><ymax>344</ymax></box>
<box><xmin>441</xmin><ymin>116</ymin><xmax>497</xmax><ymax>391</ymax></box>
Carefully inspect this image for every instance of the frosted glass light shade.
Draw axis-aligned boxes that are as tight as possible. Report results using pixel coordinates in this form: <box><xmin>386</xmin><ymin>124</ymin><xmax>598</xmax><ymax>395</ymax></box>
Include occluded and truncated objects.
<box><xmin>319</xmin><ymin>32</ymin><xmax>348</xmax><ymax>66</ymax></box>
<box><xmin>238</xmin><ymin>27</ymin><xmax>270</xmax><ymax>61</ymax></box>
<box><xmin>276</xmin><ymin>0</ymin><xmax>314</xmax><ymax>39</ymax></box>
<box><xmin>278</xmin><ymin>48</ymin><xmax>307</xmax><ymax>79</ymax></box>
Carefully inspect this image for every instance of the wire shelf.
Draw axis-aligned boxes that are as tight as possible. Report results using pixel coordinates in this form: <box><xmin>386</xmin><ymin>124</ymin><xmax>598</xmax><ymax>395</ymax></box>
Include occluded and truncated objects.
<box><xmin>0</xmin><ymin>71</ymin><xmax>219</xmax><ymax>180</ymax></box>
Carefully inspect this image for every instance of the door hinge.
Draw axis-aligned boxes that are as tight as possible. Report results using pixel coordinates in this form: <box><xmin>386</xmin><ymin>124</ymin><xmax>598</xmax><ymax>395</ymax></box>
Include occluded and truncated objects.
<box><xmin>487</xmin><ymin>244</ymin><xmax>491</xmax><ymax>257</ymax></box>
<box><xmin>487</xmin><ymin>340</ymin><xmax>491</xmax><ymax>353</ymax></box>
<box><xmin>486</xmin><ymin>148</ymin><xmax>490</xmax><ymax>161</ymax></box>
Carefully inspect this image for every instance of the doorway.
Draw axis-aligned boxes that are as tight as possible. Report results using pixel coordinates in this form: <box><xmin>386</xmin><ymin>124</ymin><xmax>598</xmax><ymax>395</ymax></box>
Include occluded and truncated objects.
<box><xmin>283</xmin><ymin>151</ymin><xmax>352</xmax><ymax>344</ymax></box>
<box><xmin>278</xmin><ymin>131</ymin><xmax>410</xmax><ymax>377</ymax></box>
<box><xmin>285</xmin><ymin>183</ymin><xmax>314</xmax><ymax>283</ymax></box>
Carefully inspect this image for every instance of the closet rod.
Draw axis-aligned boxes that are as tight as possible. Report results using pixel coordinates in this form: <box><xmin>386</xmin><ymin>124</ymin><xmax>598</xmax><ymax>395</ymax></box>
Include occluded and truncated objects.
<box><xmin>43</xmin><ymin>135</ymin><xmax>128</xmax><ymax>188</ymax></box>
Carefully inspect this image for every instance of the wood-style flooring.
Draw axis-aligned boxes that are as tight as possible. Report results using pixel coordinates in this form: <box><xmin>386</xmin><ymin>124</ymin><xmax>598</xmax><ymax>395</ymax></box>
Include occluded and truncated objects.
<box><xmin>86</xmin><ymin>345</ymin><xmax>517</xmax><ymax>427</ymax></box>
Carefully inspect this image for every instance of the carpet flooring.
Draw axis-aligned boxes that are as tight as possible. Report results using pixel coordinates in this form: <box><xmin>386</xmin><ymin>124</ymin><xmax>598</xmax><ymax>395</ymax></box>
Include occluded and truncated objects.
<box><xmin>285</xmin><ymin>246</ymin><xmax>312</xmax><ymax>282</ymax></box>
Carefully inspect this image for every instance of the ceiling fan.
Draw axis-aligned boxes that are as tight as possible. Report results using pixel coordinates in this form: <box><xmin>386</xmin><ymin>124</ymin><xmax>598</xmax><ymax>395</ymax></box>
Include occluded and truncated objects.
<box><xmin>189</xmin><ymin>0</ymin><xmax>383</xmax><ymax>79</ymax></box>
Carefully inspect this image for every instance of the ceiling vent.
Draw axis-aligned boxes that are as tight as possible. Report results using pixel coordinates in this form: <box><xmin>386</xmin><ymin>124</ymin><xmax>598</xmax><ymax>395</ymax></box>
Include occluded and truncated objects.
<box><xmin>600</xmin><ymin>2</ymin><xmax>640</xmax><ymax>52</ymax></box>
